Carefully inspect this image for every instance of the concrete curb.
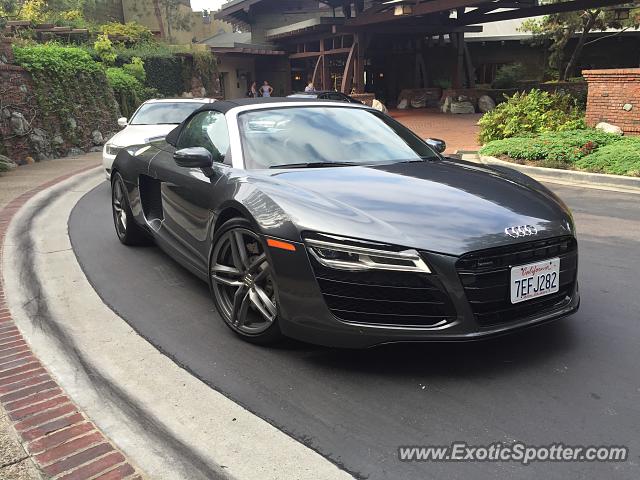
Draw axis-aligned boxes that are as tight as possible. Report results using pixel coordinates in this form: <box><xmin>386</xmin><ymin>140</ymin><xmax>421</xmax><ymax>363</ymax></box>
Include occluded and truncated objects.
<box><xmin>477</xmin><ymin>155</ymin><xmax>640</xmax><ymax>194</ymax></box>
<box><xmin>0</xmin><ymin>166</ymin><xmax>142</xmax><ymax>480</ymax></box>
<box><xmin>3</xmin><ymin>169</ymin><xmax>355</xmax><ymax>479</ymax></box>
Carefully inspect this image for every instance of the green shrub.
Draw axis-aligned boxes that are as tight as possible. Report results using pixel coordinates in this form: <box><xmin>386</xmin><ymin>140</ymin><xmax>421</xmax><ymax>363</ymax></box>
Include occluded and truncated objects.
<box><xmin>83</xmin><ymin>43</ymin><xmax>218</xmax><ymax>97</ymax></box>
<box><xmin>12</xmin><ymin>44</ymin><xmax>119</xmax><ymax>152</ymax></box>
<box><xmin>575</xmin><ymin>137</ymin><xmax>640</xmax><ymax>177</ymax></box>
<box><xmin>106</xmin><ymin>67</ymin><xmax>157</xmax><ymax>117</ymax></box>
<box><xmin>113</xmin><ymin>44</ymin><xmax>184</xmax><ymax>96</ymax></box>
<box><xmin>480</xmin><ymin>130</ymin><xmax>622</xmax><ymax>165</ymax></box>
<box><xmin>491</xmin><ymin>63</ymin><xmax>526</xmax><ymax>89</ymax></box>
<box><xmin>94</xmin><ymin>34</ymin><xmax>117</xmax><ymax>65</ymax></box>
<box><xmin>13</xmin><ymin>44</ymin><xmax>102</xmax><ymax>76</ymax></box>
<box><xmin>101</xmin><ymin>21</ymin><xmax>154</xmax><ymax>46</ymax></box>
<box><xmin>122</xmin><ymin>56</ymin><xmax>146</xmax><ymax>83</ymax></box>
<box><xmin>478</xmin><ymin>89</ymin><xmax>586</xmax><ymax>143</ymax></box>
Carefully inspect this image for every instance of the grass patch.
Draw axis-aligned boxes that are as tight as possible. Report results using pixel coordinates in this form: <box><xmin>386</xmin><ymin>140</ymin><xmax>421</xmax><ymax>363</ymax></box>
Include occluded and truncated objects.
<box><xmin>480</xmin><ymin>130</ymin><xmax>640</xmax><ymax>176</ymax></box>
<box><xmin>575</xmin><ymin>137</ymin><xmax>640</xmax><ymax>177</ymax></box>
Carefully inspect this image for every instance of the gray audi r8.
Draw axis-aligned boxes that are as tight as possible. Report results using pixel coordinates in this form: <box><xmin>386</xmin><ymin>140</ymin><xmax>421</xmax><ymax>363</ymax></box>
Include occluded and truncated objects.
<box><xmin>110</xmin><ymin>98</ymin><xmax>579</xmax><ymax>348</ymax></box>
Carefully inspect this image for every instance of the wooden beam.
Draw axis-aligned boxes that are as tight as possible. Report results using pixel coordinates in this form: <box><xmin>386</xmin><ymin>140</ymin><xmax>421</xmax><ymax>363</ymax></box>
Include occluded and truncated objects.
<box><xmin>348</xmin><ymin>0</ymin><xmax>488</xmax><ymax>26</ymax></box>
<box><xmin>341</xmin><ymin>41</ymin><xmax>357</xmax><ymax>94</ymax></box>
<box><xmin>289</xmin><ymin>47</ymin><xmax>351</xmax><ymax>59</ymax></box>
<box><xmin>460</xmin><ymin>0</ymin><xmax>632</xmax><ymax>25</ymax></box>
<box><xmin>336</xmin><ymin>24</ymin><xmax>483</xmax><ymax>35</ymax></box>
<box><xmin>312</xmin><ymin>54</ymin><xmax>323</xmax><ymax>88</ymax></box>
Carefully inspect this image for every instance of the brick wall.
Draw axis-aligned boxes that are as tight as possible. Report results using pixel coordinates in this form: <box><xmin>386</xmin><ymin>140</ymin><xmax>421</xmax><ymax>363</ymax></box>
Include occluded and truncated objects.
<box><xmin>583</xmin><ymin>69</ymin><xmax>640</xmax><ymax>135</ymax></box>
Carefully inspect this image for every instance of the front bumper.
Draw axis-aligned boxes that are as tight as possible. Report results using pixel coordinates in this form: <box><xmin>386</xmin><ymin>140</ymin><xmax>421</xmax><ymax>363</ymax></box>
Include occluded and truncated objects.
<box><xmin>269</xmin><ymin>238</ymin><xmax>579</xmax><ymax>349</ymax></box>
<box><xmin>102</xmin><ymin>150</ymin><xmax>116</xmax><ymax>180</ymax></box>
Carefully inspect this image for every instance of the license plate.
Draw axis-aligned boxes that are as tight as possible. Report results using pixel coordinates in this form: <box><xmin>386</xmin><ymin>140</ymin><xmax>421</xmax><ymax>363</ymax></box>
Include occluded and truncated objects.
<box><xmin>510</xmin><ymin>258</ymin><xmax>560</xmax><ymax>304</ymax></box>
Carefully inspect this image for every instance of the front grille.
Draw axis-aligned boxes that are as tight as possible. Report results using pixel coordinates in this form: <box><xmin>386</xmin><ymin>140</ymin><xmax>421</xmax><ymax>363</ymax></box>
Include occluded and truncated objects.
<box><xmin>456</xmin><ymin>236</ymin><xmax>578</xmax><ymax>327</ymax></box>
<box><xmin>309</xmin><ymin>256</ymin><xmax>456</xmax><ymax>327</ymax></box>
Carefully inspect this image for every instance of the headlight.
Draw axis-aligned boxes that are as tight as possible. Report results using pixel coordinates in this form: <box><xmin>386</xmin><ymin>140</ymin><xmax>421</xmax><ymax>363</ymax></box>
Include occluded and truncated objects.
<box><xmin>305</xmin><ymin>236</ymin><xmax>431</xmax><ymax>273</ymax></box>
<box><xmin>105</xmin><ymin>144</ymin><xmax>123</xmax><ymax>156</ymax></box>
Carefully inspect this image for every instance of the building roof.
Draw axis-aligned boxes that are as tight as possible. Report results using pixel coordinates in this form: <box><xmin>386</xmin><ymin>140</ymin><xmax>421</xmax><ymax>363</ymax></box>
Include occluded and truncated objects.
<box><xmin>200</xmin><ymin>30</ymin><xmax>285</xmax><ymax>55</ymax></box>
<box><xmin>200</xmin><ymin>31</ymin><xmax>252</xmax><ymax>48</ymax></box>
<box><xmin>466</xmin><ymin>16</ymin><xmax>640</xmax><ymax>42</ymax></box>
<box><xmin>265</xmin><ymin>17</ymin><xmax>345</xmax><ymax>41</ymax></box>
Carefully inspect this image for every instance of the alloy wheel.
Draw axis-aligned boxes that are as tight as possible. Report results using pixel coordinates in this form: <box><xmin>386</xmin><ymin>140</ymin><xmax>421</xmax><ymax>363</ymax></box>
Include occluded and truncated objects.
<box><xmin>112</xmin><ymin>178</ymin><xmax>127</xmax><ymax>238</ymax></box>
<box><xmin>211</xmin><ymin>228</ymin><xmax>277</xmax><ymax>335</ymax></box>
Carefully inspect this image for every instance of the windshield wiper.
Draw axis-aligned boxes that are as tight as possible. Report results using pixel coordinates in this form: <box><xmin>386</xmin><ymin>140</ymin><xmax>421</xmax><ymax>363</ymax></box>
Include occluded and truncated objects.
<box><xmin>269</xmin><ymin>162</ymin><xmax>363</xmax><ymax>169</ymax></box>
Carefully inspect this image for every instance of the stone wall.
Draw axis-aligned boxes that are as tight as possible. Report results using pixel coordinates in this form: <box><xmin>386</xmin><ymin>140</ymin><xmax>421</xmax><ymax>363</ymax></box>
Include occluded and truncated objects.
<box><xmin>442</xmin><ymin>81</ymin><xmax>588</xmax><ymax>109</ymax></box>
<box><xmin>0</xmin><ymin>65</ymin><xmax>41</xmax><ymax>162</ymax></box>
<box><xmin>0</xmin><ymin>38</ymin><xmax>42</xmax><ymax>162</ymax></box>
<box><xmin>583</xmin><ymin>68</ymin><xmax>640</xmax><ymax>135</ymax></box>
<box><xmin>0</xmin><ymin>39</ymin><xmax>118</xmax><ymax>164</ymax></box>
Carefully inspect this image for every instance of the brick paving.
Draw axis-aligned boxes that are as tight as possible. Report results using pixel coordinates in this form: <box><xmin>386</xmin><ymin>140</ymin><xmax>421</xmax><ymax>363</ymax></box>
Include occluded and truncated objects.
<box><xmin>0</xmin><ymin>155</ymin><xmax>141</xmax><ymax>480</ymax></box>
<box><xmin>391</xmin><ymin>108</ymin><xmax>482</xmax><ymax>153</ymax></box>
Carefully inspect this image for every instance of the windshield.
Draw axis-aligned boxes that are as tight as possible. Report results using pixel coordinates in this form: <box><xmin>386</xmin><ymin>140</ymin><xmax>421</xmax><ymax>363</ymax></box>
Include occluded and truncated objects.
<box><xmin>238</xmin><ymin>107</ymin><xmax>438</xmax><ymax>169</ymax></box>
<box><xmin>130</xmin><ymin>102</ymin><xmax>205</xmax><ymax>125</ymax></box>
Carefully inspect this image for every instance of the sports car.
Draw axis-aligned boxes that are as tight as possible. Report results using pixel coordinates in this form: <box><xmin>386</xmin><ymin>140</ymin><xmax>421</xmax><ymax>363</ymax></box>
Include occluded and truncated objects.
<box><xmin>110</xmin><ymin>98</ymin><xmax>579</xmax><ymax>348</ymax></box>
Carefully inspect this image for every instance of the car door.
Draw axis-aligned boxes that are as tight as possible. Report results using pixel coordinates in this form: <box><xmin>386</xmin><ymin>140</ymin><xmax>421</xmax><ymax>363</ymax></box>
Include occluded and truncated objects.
<box><xmin>150</xmin><ymin>110</ymin><xmax>231</xmax><ymax>276</ymax></box>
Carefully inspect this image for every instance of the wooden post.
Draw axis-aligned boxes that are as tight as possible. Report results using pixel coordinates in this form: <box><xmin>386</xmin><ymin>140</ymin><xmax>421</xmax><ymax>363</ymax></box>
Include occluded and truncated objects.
<box><xmin>322</xmin><ymin>55</ymin><xmax>329</xmax><ymax>90</ymax></box>
<box><xmin>312</xmin><ymin>55</ymin><xmax>322</xmax><ymax>88</ymax></box>
<box><xmin>341</xmin><ymin>41</ymin><xmax>357</xmax><ymax>94</ymax></box>
<box><xmin>355</xmin><ymin>32</ymin><xmax>365</xmax><ymax>93</ymax></box>
<box><xmin>463</xmin><ymin>39</ymin><xmax>475</xmax><ymax>88</ymax></box>
<box><xmin>454</xmin><ymin>32</ymin><xmax>464</xmax><ymax>89</ymax></box>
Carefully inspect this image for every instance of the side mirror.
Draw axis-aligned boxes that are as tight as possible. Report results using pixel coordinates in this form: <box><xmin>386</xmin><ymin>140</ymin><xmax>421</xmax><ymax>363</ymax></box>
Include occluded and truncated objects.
<box><xmin>173</xmin><ymin>147</ymin><xmax>213</xmax><ymax>169</ymax></box>
<box><xmin>117</xmin><ymin>117</ymin><xmax>128</xmax><ymax>128</ymax></box>
<box><xmin>426</xmin><ymin>138</ymin><xmax>446</xmax><ymax>154</ymax></box>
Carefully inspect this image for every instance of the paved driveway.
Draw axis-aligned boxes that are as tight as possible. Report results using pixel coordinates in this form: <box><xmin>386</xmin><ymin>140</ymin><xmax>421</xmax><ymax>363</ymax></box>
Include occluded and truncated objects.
<box><xmin>69</xmin><ymin>180</ymin><xmax>640</xmax><ymax>480</ymax></box>
<box><xmin>391</xmin><ymin>108</ymin><xmax>482</xmax><ymax>153</ymax></box>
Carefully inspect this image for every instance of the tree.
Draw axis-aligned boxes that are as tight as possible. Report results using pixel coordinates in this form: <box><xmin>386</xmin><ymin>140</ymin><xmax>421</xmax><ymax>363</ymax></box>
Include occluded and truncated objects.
<box><xmin>150</xmin><ymin>0</ymin><xmax>192</xmax><ymax>42</ymax></box>
<box><xmin>521</xmin><ymin>4</ymin><xmax>640</xmax><ymax>81</ymax></box>
<box><xmin>0</xmin><ymin>0</ymin><xmax>95</xmax><ymax>25</ymax></box>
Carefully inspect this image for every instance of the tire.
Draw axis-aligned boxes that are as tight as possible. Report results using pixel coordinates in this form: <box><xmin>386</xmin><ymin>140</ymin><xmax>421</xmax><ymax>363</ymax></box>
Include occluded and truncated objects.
<box><xmin>111</xmin><ymin>173</ymin><xmax>152</xmax><ymax>246</ymax></box>
<box><xmin>209</xmin><ymin>218</ymin><xmax>283</xmax><ymax>345</ymax></box>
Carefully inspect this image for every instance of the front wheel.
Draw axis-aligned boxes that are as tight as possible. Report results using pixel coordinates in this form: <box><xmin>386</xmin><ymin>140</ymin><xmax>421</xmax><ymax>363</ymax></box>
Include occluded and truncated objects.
<box><xmin>209</xmin><ymin>219</ymin><xmax>283</xmax><ymax>344</ymax></box>
<box><xmin>111</xmin><ymin>173</ymin><xmax>151</xmax><ymax>246</ymax></box>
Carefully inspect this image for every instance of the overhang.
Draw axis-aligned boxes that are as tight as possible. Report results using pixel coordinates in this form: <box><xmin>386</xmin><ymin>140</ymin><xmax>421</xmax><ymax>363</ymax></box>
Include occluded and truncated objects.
<box><xmin>265</xmin><ymin>17</ymin><xmax>346</xmax><ymax>41</ymax></box>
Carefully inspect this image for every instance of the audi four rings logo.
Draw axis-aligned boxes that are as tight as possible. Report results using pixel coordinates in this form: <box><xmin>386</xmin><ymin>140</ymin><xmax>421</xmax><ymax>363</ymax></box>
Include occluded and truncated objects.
<box><xmin>504</xmin><ymin>225</ymin><xmax>538</xmax><ymax>238</ymax></box>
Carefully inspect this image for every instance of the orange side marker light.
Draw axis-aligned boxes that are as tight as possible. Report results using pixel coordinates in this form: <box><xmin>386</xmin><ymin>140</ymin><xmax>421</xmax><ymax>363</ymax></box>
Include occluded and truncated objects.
<box><xmin>267</xmin><ymin>238</ymin><xmax>296</xmax><ymax>251</ymax></box>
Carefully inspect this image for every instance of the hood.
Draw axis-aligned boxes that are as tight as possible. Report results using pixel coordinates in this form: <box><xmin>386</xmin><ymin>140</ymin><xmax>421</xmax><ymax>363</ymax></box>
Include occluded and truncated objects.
<box><xmin>107</xmin><ymin>124</ymin><xmax>177</xmax><ymax>148</ymax></box>
<box><xmin>254</xmin><ymin>160</ymin><xmax>574</xmax><ymax>256</ymax></box>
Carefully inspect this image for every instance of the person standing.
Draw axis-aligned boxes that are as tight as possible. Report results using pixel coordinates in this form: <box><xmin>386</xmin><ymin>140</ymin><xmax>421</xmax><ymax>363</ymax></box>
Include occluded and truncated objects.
<box><xmin>249</xmin><ymin>81</ymin><xmax>257</xmax><ymax>98</ymax></box>
<box><xmin>260</xmin><ymin>80</ymin><xmax>274</xmax><ymax>98</ymax></box>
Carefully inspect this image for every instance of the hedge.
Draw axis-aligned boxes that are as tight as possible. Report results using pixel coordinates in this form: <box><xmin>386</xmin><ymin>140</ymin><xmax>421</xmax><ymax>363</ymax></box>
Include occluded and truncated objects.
<box><xmin>480</xmin><ymin>130</ymin><xmax>640</xmax><ymax>176</ymax></box>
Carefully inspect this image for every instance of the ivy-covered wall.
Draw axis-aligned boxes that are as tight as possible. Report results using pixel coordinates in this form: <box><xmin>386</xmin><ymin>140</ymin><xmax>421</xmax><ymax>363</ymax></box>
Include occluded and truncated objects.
<box><xmin>0</xmin><ymin>42</ymin><xmax>119</xmax><ymax>164</ymax></box>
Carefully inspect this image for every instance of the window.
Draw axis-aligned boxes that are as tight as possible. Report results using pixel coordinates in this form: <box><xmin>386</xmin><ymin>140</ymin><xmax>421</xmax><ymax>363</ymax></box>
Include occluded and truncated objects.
<box><xmin>130</xmin><ymin>102</ymin><xmax>205</xmax><ymax>125</ymax></box>
<box><xmin>177</xmin><ymin>111</ymin><xmax>230</xmax><ymax>162</ymax></box>
<box><xmin>238</xmin><ymin>106</ymin><xmax>439</xmax><ymax>169</ymax></box>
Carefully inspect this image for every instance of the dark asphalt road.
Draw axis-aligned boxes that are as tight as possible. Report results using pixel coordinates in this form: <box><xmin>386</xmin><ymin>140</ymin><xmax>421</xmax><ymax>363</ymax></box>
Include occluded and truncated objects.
<box><xmin>69</xmin><ymin>181</ymin><xmax>640</xmax><ymax>480</ymax></box>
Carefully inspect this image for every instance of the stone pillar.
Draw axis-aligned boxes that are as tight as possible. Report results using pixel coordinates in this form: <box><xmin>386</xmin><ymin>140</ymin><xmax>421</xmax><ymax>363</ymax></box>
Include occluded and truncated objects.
<box><xmin>583</xmin><ymin>68</ymin><xmax>640</xmax><ymax>135</ymax></box>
